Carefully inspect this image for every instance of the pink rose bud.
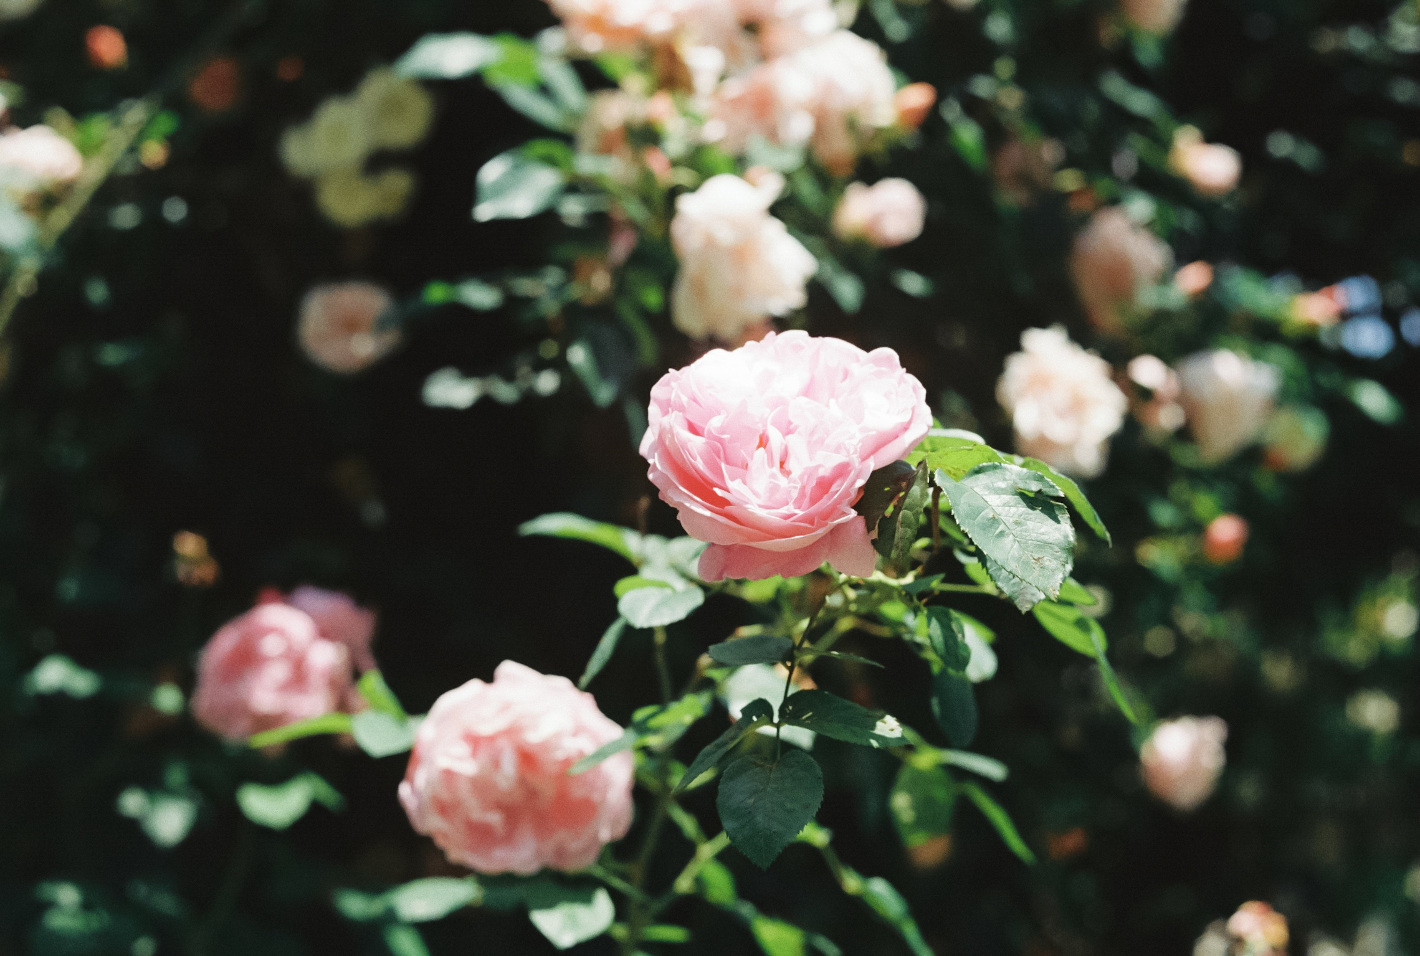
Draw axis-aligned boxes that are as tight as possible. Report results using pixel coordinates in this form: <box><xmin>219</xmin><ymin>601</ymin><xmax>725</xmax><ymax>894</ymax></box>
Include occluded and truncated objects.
<box><xmin>893</xmin><ymin>82</ymin><xmax>937</xmax><ymax>130</ymax></box>
<box><xmin>191</xmin><ymin>602</ymin><xmax>354</xmax><ymax>741</ymax></box>
<box><xmin>1176</xmin><ymin>349</ymin><xmax>1280</xmax><ymax>463</ymax></box>
<box><xmin>1226</xmin><ymin>901</ymin><xmax>1289</xmax><ymax>952</ymax></box>
<box><xmin>832</xmin><ymin>179</ymin><xmax>927</xmax><ymax>248</ymax></box>
<box><xmin>640</xmin><ymin>330</ymin><xmax>931</xmax><ymax>581</ymax></box>
<box><xmin>670</xmin><ymin>174</ymin><xmax>817</xmax><ymax>342</ymax></box>
<box><xmin>0</xmin><ymin>124</ymin><xmax>84</xmax><ymax>188</ymax></box>
<box><xmin>996</xmin><ymin>326</ymin><xmax>1128</xmax><ymax>479</ymax></box>
<box><xmin>286</xmin><ymin>586</ymin><xmax>377</xmax><ymax>672</ymax></box>
<box><xmin>297</xmin><ymin>281</ymin><xmax>400</xmax><ymax>374</ymax></box>
<box><xmin>1069</xmin><ymin>207</ymin><xmax>1172</xmax><ymax>332</ymax></box>
<box><xmin>1174</xmin><ymin>260</ymin><xmax>1214</xmax><ymax>297</ymax></box>
<box><xmin>1202</xmin><ymin>514</ymin><xmax>1248</xmax><ymax>564</ymax></box>
<box><xmin>1140</xmin><ymin>715</ymin><xmax>1227</xmax><ymax>812</ymax></box>
<box><xmin>1169</xmin><ymin>127</ymin><xmax>1242</xmax><ymax>198</ymax></box>
<box><xmin>398</xmin><ymin>661</ymin><xmax>634</xmax><ymax>875</ymax></box>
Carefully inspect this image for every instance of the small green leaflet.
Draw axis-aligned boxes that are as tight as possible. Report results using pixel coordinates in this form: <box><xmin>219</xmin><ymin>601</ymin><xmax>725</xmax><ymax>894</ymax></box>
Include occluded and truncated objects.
<box><xmin>525</xmin><ymin>884</ymin><xmax>616</xmax><ymax>950</ymax></box>
<box><xmin>1017</xmin><ymin>456</ymin><xmax>1111</xmax><ymax>545</ymax></box>
<box><xmin>778</xmin><ymin>690</ymin><xmax>905</xmax><ymax>749</ymax></box>
<box><xmin>248</xmin><ymin>711</ymin><xmax>354</xmax><ymax>748</ymax></box>
<box><xmin>352</xmin><ymin>710</ymin><xmax>418</xmax><ymax>758</ymax></box>
<box><xmin>579</xmin><ymin>617</ymin><xmax>627</xmax><ymax>689</ymax></box>
<box><xmin>925</xmin><ymin>606</ymin><xmax>971</xmax><ymax>670</ymax></box>
<box><xmin>708</xmin><ymin>635</ymin><xmax>794</xmax><ymax>666</ymax></box>
<box><xmin>889</xmin><ymin>764</ymin><xmax>954</xmax><ymax>848</ymax></box>
<box><xmin>236</xmin><ymin>773</ymin><xmax>343</xmax><ymax>831</ymax></box>
<box><xmin>907</xmin><ymin>430</ymin><xmax>1002</xmax><ymax>480</ymax></box>
<box><xmin>676</xmin><ymin>698</ymin><xmax>775</xmax><ymax>792</ymax></box>
<box><xmin>960</xmin><ymin>782</ymin><xmax>1036</xmax><ymax>865</ymax></box>
<box><xmin>618</xmin><ymin>583</ymin><xmax>704</xmax><ymax>628</ymax></box>
<box><xmin>358</xmin><ymin>670</ymin><xmax>407</xmax><ymax>718</ymax></box>
<box><xmin>1089</xmin><ymin>622</ymin><xmax>1137</xmax><ymax>724</ymax></box>
<box><xmin>930</xmin><ymin>670</ymin><xmax>977</xmax><ymax>748</ymax></box>
<box><xmin>1032</xmin><ymin>600</ymin><xmax>1105</xmax><ymax>656</ymax></box>
<box><xmin>395</xmin><ymin>33</ymin><xmax>501</xmax><ymax>79</ymax></box>
<box><xmin>517</xmin><ymin>512</ymin><xmax>637</xmax><ymax>561</ymax></box>
<box><xmin>473</xmin><ymin>149</ymin><xmax>565</xmax><ymax>222</ymax></box>
<box><xmin>386</xmin><ymin>878</ymin><xmax>481</xmax><ymax>923</ymax></box>
<box><xmin>718</xmin><ymin>750</ymin><xmax>824</xmax><ymax>868</ymax></box>
<box><xmin>854</xmin><ymin>459</ymin><xmax>917</xmax><ymax>530</ymax></box>
<box><xmin>876</xmin><ymin>463</ymin><xmax>930</xmax><ymax>574</ymax></box>
<box><xmin>858</xmin><ymin>877</ymin><xmax>934</xmax><ymax>956</ymax></box>
<box><xmin>570</xmin><ymin>691</ymin><xmax>711</xmax><ymax>773</ymax></box>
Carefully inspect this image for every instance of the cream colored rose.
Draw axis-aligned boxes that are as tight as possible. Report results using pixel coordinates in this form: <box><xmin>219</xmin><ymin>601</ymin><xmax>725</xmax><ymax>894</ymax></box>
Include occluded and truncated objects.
<box><xmin>1069</xmin><ymin>207</ymin><xmax>1171</xmax><ymax>332</ymax></box>
<box><xmin>1119</xmin><ymin>0</ymin><xmax>1188</xmax><ymax>34</ymax></box>
<box><xmin>354</xmin><ymin>68</ymin><xmax>435</xmax><ymax>151</ymax></box>
<box><xmin>1176</xmin><ymin>349</ymin><xmax>1280</xmax><ymax>463</ymax></box>
<box><xmin>0</xmin><ymin>125</ymin><xmax>83</xmax><ymax>187</ymax></box>
<box><xmin>996</xmin><ymin>326</ymin><xmax>1128</xmax><ymax>479</ymax></box>
<box><xmin>670</xmin><ymin>173</ymin><xmax>816</xmax><ymax>342</ymax></box>
<box><xmin>733</xmin><ymin>0</ymin><xmax>837</xmax><ymax>56</ymax></box>
<box><xmin>297</xmin><ymin>281</ymin><xmax>400</xmax><ymax>374</ymax></box>
<box><xmin>1141</xmin><ymin>716</ymin><xmax>1227</xmax><ymax>812</ymax></box>
<box><xmin>1170</xmin><ymin>126</ymin><xmax>1241</xmax><ymax>198</ymax></box>
<box><xmin>832</xmin><ymin>179</ymin><xmax>926</xmax><ymax>248</ymax></box>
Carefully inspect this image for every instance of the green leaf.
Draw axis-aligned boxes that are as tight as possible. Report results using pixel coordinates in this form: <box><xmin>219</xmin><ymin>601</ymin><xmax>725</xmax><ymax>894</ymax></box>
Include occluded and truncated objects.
<box><xmin>358</xmin><ymin>671</ymin><xmax>407</xmax><ymax>719</ymax></box>
<box><xmin>1087</xmin><ymin>623</ymin><xmax>1138</xmax><ymax>724</ymax></box>
<box><xmin>492</xmin><ymin>83</ymin><xmax>572</xmax><ymax>132</ymax></box>
<box><xmin>236</xmin><ymin>774</ymin><xmax>343</xmax><ymax>831</ymax></box>
<box><xmin>718</xmin><ymin>750</ymin><xmax>824</xmax><ymax>868</ymax></box>
<box><xmin>930</xmin><ymin>670</ymin><xmax>977</xmax><ymax>748</ymax></box>
<box><xmin>24</xmin><ymin>654</ymin><xmax>101</xmax><ymax>698</ymax></box>
<box><xmin>948</xmin><ymin>114</ymin><xmax>988</xmax><ymax>172</ymax></box>
<box><xmin>383</xmin><ymin>924</ymin><xmax>431</xmax><ymax>956</ymax></box>
<box><xmin>877</xmin><ymin>463</ymin><xmax>930</xmax><ymax>574</ymax></box>
<box><xmin>333</xmin><ymin>888</ymin><xmax>388</xmax><ymax>922</ymax></box>
<box><xmin>538</xmin><ymin>56</ymin><xmax>587</xmax><ymax>113</ymax></box>
<box><xmin>708</xmin><ymin>636</ymin><xmax>794</xmax><ymax>667</ymax></box>
<box><xmin>1056</xmin><ymin>578</ymin><xmax>1097</xmax><ymax>605</ymax></box>
<box><xmin>960</xmin><ymin>782</ymin><xmax>1035</xmax><ymax>864</ymax></box>
<box><xmin>618</xmin><ymin>584</ymin><xmax>704</xmax><ymax>628</ymax></box>
<box><xmin>854</xmin><ymin>459</ymin><xmax>917</xmax><ymax>530</ymax></box>
<box><xmin>1099</xmin><ymin>69</ymin><xmax>1170</xmax><ymax>125</ymax></box>
<box><xmin>980</xmin><ymin>552</ymin><xmax>1045</xmax><ymax>612</ymax></box>
<box><xmin>677</xmin><ymin>699</ymin><xmax>775</xmax><ymax>792</ymax></box>
<box><xmin>579</xmin><ymin>617</ymin><xmax>627</xmax><ymax>689</ymax></box>
<box><xmin>926</xmin><ymin>607</ymin><xmax>970</xmax><ymax>670</ymax></box>
<box><xmin>526</xmin><ymin>884</ymin><xmax>615</xmax><ymax>950</ymax></box>
<box><xmin>890</xmin><ymin>764</ymin><xmax>955</xmax><ymax>848</ymax></box>
<box><xmin>518</xmin><ymin>513</ymin><xmax>637</xmax><ymax>562</ymax></box>
<box><xmin>1032</xmin><ymin>600</ymin><xmax>1105</xmax><ymax>656</ymax></box>
<box><xmin>387</xmin><ymin>878</ymin><xmax>480</xmax><ymax>923</ymax></box>
<box><xmin>1346</xmin><ymin>378</ymin><xmax>1404</xmax><ymax>425</ymax></box>
<box><xmin>571</xmin><ymin>691</ymin><xmax>712</xmax><ymax>773</ymax></box>
<box><xmin>907</xmin><ymin>430</ymin><xmax>1002</xmax><ymax>479</ymax></box>
<box><xmin>859</xmin><ymin>877</ymin><xmax>933</xmax><ymax>956</ymax></box>
<box><xmin>395</xmin><ymin>32</ymin><xmax>501</xmax><ymax>78</ymax></box>
<box><xmin>351</xmin><ymin>710</ymin><xmax>417</xmax><ymax>758</ymax></box>
<box><xmin>940</xmin><ymin>749</ymin><xmax>1008</xmax><ymax>782</ymax></box>
<box><xmin>1017</xmin><ymin>457</ymin><xmax>1111</xmax><ymax>545</ymax></box>
<box><xmin>751</xmin><ymin>917</ymin><xmax>807</xmax><ymax>956</ymax></box>
<box><xmin>696</xmin><ymin>859</ymin><xmax>738</xmax><ymax>905</ymax></box>
<box><xmin>817</xmin><ymin>255</ymin><xmax>865</xmax><ymax>314</ymax></box>
<box><xmin>641</xmin><ymin>924</ymin><xmax>693</xmax><ymax>943</ymax></box>
<box><xmin>248</xmin><ymin>712</ymin><xmax>354</xmax><ymax>748</ymax></box>
<box><xmin>473</xmin><ymin>149</ymin><xmax>565</xmax><ymax>222</ymax></box>
<box><xmin>779</xmin><ymin>690</ymin><xmax>905</xmax><ymax>748</ymax></box>
<box><xmin>937</xmin><ymin>462</ymin><xmax>1074</xmax><ymax>609</ymax></box>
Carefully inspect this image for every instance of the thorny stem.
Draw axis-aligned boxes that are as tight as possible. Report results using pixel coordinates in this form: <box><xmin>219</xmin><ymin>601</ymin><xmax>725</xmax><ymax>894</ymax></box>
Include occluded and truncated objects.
<box><xmin>776</xmin><ymin>595</ymin><xmax>826</xmax><ymax>750</ymax></box>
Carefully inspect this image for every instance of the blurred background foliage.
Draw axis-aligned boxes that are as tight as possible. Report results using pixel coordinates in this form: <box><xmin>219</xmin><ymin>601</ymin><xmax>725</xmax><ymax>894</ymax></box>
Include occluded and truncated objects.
<box><xmin>1</xmin><ymin>0</ymin><xmax>1420</xmax><ymax>954</ymax></box>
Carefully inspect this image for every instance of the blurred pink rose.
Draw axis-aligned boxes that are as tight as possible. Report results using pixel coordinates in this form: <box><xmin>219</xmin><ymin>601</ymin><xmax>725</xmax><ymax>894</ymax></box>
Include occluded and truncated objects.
<box><xmin>1202</xmin><ymin>514</ymin><xmax>1249</xmax><ymax>564</ymax></box>
<box><xmin>0</xmin><ymin>124</ymin><xmax>83</xmax><ymax>187</ymax></box>
<box><xmin>191</xmin><ymin>602</ymin><xmax>353</xmax><ymax>741</ymax></box>
<box><xmin>706</xmin><ymin>59</ymin><xmax>817</xmax><ymax>157</ymax></box>
<box><xmin>1069</xmin><ymin>207</ymin><xmax>1172</xmax><ymax>332</ymax></box>
<box><xmin>670</xmin><ymin>173</ymin><xmax>816</xmax><ymax>342</ymax></box>
<box><xmin>733</xmin><ymin>0</ymin><xmax>837</xmax><ymax>57</ymax></box>
<box><xmin>1176</xmin><ymin>349</ymin><xmax>1280</xmax><ymax>463</ymax></box>
<box><xmin>398</xmin><ymin>661</ymin><xmax>634</xmax><ymax>875</ymax></box>
<box><xmin>1140</xmin><ymin>715</ymin><xmax>1227</xmax><ymax>812</ymax></box>
<box><xmin>832</xmin><ymin>179</ymin><xmax>926</xmax><ymax>248</ymax></box>
<box><xmin>1170</xmin><ymin>127</ymin><xmax>1241</xmax><ymax>198</ymax></box>
<box><xmin>1127</xmin><ymin>354</ymin><xmax>1185</xmax><ymax>433</ymax></box>
<box><xmin>997</xmin><ymin>326</ymin><xmax>1128</xmax><ymax>479</ymax></box>
<box><xmin>286</xmin><ymin>586</ymin><xmax>377</xmax><ymax>672</ymax></box>
<box><xmin>893</xmin><ymin>82</ymin><xmax>937</xmax><ymax>131</ymax></box>
<box><xmin>297</xmin><ymin>281</ymin><xmax>399</xmax><ymax>374</ymax></box>
<box><xmin>1119</xmin><ymin>0</ymin><xmax>1188</xmax><ymax>34</ymax></box>
<box><xmin>1226</xmin><ymin>901</ymin><xmax>1289</xmax><ymax>952</ymax></box>
<box><xmin>548</xmin><ymin>0</ymin><xmax>739</xmax><ymax>56</ymax></box>
<box><xmin>639</xmin><ymin>330</ymin><xmax>931</xmax><ymax>581</ymax></box>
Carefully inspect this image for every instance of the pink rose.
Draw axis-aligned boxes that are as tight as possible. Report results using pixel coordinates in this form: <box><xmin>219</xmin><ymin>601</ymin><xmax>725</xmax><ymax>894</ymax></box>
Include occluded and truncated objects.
<box><xmin>996</xmin><ymin>326</ymin><xmax>1128</xmax><ymax>479</ymax></box>
<box><xmin>732</xmin><ymin>0</ymin><xmax>837</xmax><ymax>57</ymax></box>
<box><xmin>1119</xmin><ymin>0</ymin><xmax>1188</xmax><ymax>34</ymax></box>
<box><xmin>670</xmin><ymin>173</ymin><xmax>816</xmax><ymax>342</ymax></box>
<box><xmin>1140</xmin><ymin>715</ymin><xmax>1227</xmax><ymax>812</ymax></box>
<box><xmin>297</xmin><ymin>281</ymin><xmax>400</xmax><ymax>374</ymax></box>
<box><xmin>398</xmin><ymin>661</ymin><xmax>634</xmax><ymax>875</ymax></box>
<box><xmin>639</xmin><ymin>330</ymin><xmax>931</xmax><ymax>581</ymax></box>
<box><xmin>547</xmin><ymin>0</ymin><xmax>739</xmax><ymax>56</ymax></box>
<box><xmin>1176</xmin><ymin>349</ymin><xmax>1279</xmax><ymax>463</ymax></box>
<box><xmin>0</xmin><ymin>125</ymin><xmax>84</xmax><ymax>188</ymax></box>
<box><xmin>191</xmin><ymin>602</ymin><xmax>354</xmax><ymax>741</ymax></box>
<box><xmin>1126</xmin><ymin>354</ymin><xmax>1185</xmax><ymax>433</ymax></box>
<box><xmin>286</xmin><ymin>586</ymin><xmax>377</xmax><ymax>672</ymax></box>
<box><xmin>1170</xmin><ymin>127</ymin><xmax>1241</xmax><ymax>198</ymax></box>
<box><xmin>1069</xmin><ymin>207</ymin><xmax>1172</xmax><ymax>332</ymax></box>
<box><xmin>832</xmin><ymin>179</ymin><xmax>926</xmax><ymax>248</ymax></box>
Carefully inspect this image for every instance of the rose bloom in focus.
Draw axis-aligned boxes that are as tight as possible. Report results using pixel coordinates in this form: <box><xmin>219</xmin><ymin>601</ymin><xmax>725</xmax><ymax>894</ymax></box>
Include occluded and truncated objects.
<box><xmin>1170</xmin><ymin>126</ymin><xmax>1242</xmax><ymax>198</ymax></box>
<box><xmin>669</xmin><ymin>173</ymin><xmax>816</xmax><ymax>342</ymax></box>
<box><xmin>1176</xmin><ymin>349</ymin><xmax>1280</xmax><ymax>463</ymax></box>
<box><xmin>399</xmin><ymin>661</ymin><xmax>634</xmax><ymax>874</ymax></box>
<box><xmin>1140</xmin><ymin>715</ymin><xmax>1227</xmax><ymax>812</ymax></box>
<box><xmin>997</xmin><ymin>326</ymin><xmax>1128</xmax><ymax>479</ymax></box>
<box><xmin>297</xmin><ymin>281</ymin><xmax>400</xmax><ymax>374</ymax></box>
<box><xmin>832</xmin><ymin>179</ymin><xmax>926</xmax><ymax>248</ymax></box>
<box><xmin>0</xmin><ymin>125</ymin><xmax>84</xmax><ymax>188</ymax></box>
<box><xmin>190</xmin><ymin>601</ymin><xmax>354</xmax><ymax>741</ymax></box>
<box><xmin>1069</xmin><ymin>207</ymin><xmax>1172</xmax><ymax>332</ymax></box>
<box><xmin>640</xmin><ymin>330</ymin><xmax>931</xmax><ymax>581</ymax></box>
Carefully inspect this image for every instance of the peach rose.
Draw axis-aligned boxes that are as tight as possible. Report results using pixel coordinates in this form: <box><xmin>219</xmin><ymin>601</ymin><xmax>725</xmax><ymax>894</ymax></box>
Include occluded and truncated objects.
<box><xmin>1226</xmin><ymin>902</ymin><xmax>1289</xmax><ymax>953</ymax></box>
<box><xmin>191</xmin><ymin>602</ymin><xmax>354</xmax><ymax>741</ymax></box>
<box><xmin>1202</xmin><ymin>514</ymin><xmax>1248</xmax><ymax>564</ymax></box>
<box><xmin>286</xmin><ymin>586</ymin><xmax>377</xmax><ymax>672</ymax></box>
<box><xmin>1127</xmin><ymin>354</ymin><xmax>1185</xmax><ymax>432</ymax></box>
<box><xmin>398</xmin><ymin>661</ymin><xmax>634</xmax><ymax>875</ymax></box>
<box><xmin>548</xmin><ymin>0</ymin><xmax>738</xmax><ymax>56</ymax></box>
<box><xmin>996</xmin><ymin>326</ymin><xmax>1128</xmax><ymax>479</ymax></box>
<box><xmin>733</xmin><ymin>0</ymin><xmax>837</xmax><ymax>57</ymax></box>
<box><xmin>639</xmin><ymin>330</ymin><xmax>931</xmax><ymax>581</ymax></box>
<box><xmin>1140</xmin><ymin>715</ymin><xmax>1227</xmax><ymax>812</ymax></box>
<box><xmin>893</xmin><ymin>82</ymin><xmax>937</xmax><ymax>131</ymax></box>
<box><xmin>669</xmin><ymin>173</ymin><xmax>816</xmax><ymax>342</ymax></box>
<box><xmin>1176</xmin><ymin>349</ymin><xmax>1280</xmax><ymax>463</ymax></box>
<box><xmin>297</xmin><ymin>281</ymin><xmax>400</xmax><ymax>374</ymax></box>
<box><xmin>1069</xmin><ymin>207</ymin><xmax>1172</xmax><ymax>332</ymax></box>
<box><xmin>1170</xmin><ymin>127</ymin><xmax>1241</xmax><ymax>197</ymax></box>
<box><xmin>0</xmin><ymin>125</ymin><xmax>84</xmax><ymax>188</ymax></box>
<box><xmin>832</xmin><ymin>179</ymin><xmax>927</xmax><ymax>248</ymax></box>
<box><xmin>1119</xmin><ymin>0</ymin><xmax>1188</xmax><ymax>34</ymax></box>
<box><xmin>1174</xmin><ymin>260</ymin><xmax>1214</xmax><ymax>297</ymax></box>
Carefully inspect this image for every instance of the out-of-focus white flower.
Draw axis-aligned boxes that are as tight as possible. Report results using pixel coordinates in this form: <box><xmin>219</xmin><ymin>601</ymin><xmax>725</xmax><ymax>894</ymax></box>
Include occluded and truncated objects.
<box><xmin>1176</xmin><ymin>349</ymin><xmax>1280</xmax><ymax>463</ymax></box>
<box><xmin>669</xmin><ymin>173</ymin><xmax>816</xmax><ymax>342</ymax></box>
<box><xmin>354</xmin><ymin>68</ymin><xmax>435</xmax><ymax>151</ymax></box>
<box><xmin>733</xmin><ymin>0</ymin><xmax>837</xmax><ymax>56</ymax></box>
<box><xmin>1170</xmin><ymin>126</ymin><xmax>1242</xmax><ymax>198</ymax></box>
<box><xmin>0</xmin><ymin>0</ymin><xmax>44</xmax><ymax>22</ymax></box>
<box><xmin>314</xmin><ymin>167</ymin><xmax>415</xmax><ymax>228</ymax></box>
<box><xmin>0</xmin><ymin>125</ymin><xmax>83</xmax><ymax>188</ymax></box>
<box><xmin>996</xmin><ymin>326</ymin><xmax>1128</xmax><ymax>479</ymax></box>
<box><xmin>1069</xmin><ymin>206</ymin><xmax>1172</xmax><ymax>332</ymax></box>
<box><xmin>832</xmin><ymin>178</ymin><xmax>926</xmax><ymax>248</ymax></box>
<box><xmin>1119</xmin><ymin>0</ymin><xmax>1188</xmax><ymax>34</ymax></box>
<box><xmin>295</xmin><ymin>96</ymin><xmax>372</xmax><ymax>177</ymax></box>
<box><xmin>1346</xmin><ymin>689</ymin><xmax>1401</xmax><ymax>735</ymax></box>
<box><xmin>1141</xmin><ymin>715</ymin><xmax>1228</xmax><ymax>812</ymax></box>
